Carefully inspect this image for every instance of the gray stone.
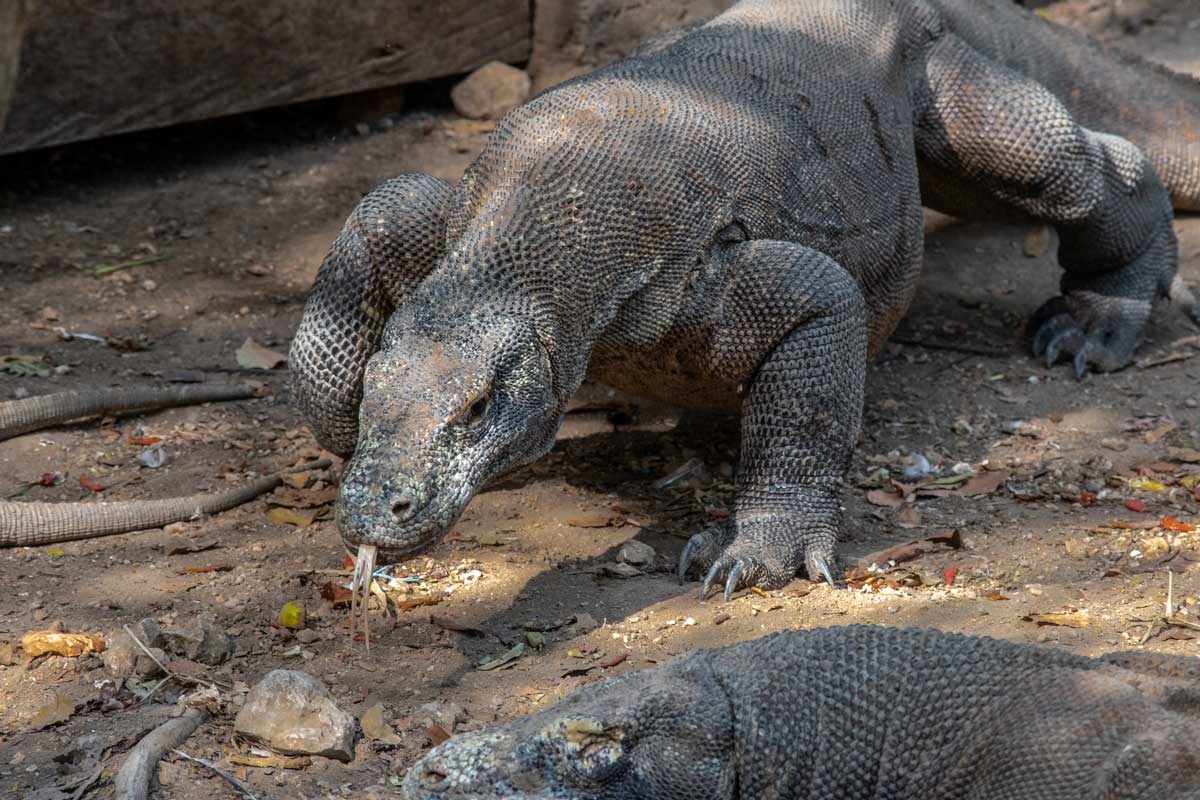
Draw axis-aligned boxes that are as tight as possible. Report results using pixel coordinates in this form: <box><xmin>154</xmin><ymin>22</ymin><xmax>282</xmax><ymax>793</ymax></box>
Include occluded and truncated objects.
<box><xmin>161</xmin><ymin>619</ymin><xmax>231</xmax><ymax>665</ymax></box>
<box><xmin>102</xmin><ymin>618</ymin><xmax>166</xmax><ymax>678</ymax></box>
<box><xmin>417</xmin><ymin>700</ymin><xmax>468</xmax><ymax>733</ymax></box>
<box><xmin>235</xmin><ymin>669</ymin><xmax>357</xmax><ymax>762</ymax></box>
<box><xmin>617</xmin><ymin>539</ymin><xmax>656</xmax><ymax>566</ymax></box>
<box><xmin>451</xmin><ymin>61</ymin><xmax>531</xmax><ymax>120</ymax></box>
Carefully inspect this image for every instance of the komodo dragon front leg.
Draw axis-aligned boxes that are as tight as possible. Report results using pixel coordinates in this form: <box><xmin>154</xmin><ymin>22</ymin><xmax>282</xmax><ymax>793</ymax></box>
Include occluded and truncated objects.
<box><xmin>288</xmin><ymin>174</ymin><xmax>455</xmax><ymax>455</ymax></box>
<box><xmin>675</xmin><ymin>242</ymin><xmax>867</xmax><ymax>601</ymax></box>
<box><xmin>915</xmin><ymin>32</ymin><xmax>1179</xmax><ymax>376</ymax></box>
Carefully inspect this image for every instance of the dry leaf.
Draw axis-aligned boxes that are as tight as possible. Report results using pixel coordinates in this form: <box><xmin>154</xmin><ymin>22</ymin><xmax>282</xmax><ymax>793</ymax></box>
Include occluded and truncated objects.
<box><xmin>319</xmin><ymin>581</ymin><xmax>353</xmax><ymax>608</ymax></box>
<box><xmin>896</xmin><ymin>505</ymin><xmax>921</xmax><ymax>528</ymax></box>
<box><xmin>236</xmin><ymin>338</ymin><xmax>287</xmax><ymax>370</ymax></box>
<box><xmin>78</xmin><ymin>474</ymin><xmax>103</xmax><ymax>492</ymax></box>
<box><xmin>1145</xmin><ymin>423</ymin><xmax>1177</xmax><ymax>445</ymax></box>
<box><xmin>426</xmin><ymin>724</ymin><xmax>452</xmax><ymax>746</ymax></box>
<box><xmin>1023</xmin><ymin>609</ymin><xmax>1089</xmax><ymax>628</ymax></box>
<box><xmin>361</xmin><ymin>703</ymin><xmax>403</xmax><ymax>745</ymax></box>
<box><xmin>1162</xmin><ymin>517</ymin><xmax>1196</xmax><ymax>533</ymax></box>
<box><xmin>865</xmin><ymin>488</ymin><xmax>905</xmax><ymax>508</ymax></box>
<box><xmin>29</xmin><ymin>692</ymin><xmax>75</xmax><ymax>730</ymax></box>
<box><xmin>1168</xmin><ymin>447</ymin><xmax>1200</xmax><ymax>463</ymax></box>
<box><xmin>21</xmin><ymin>630</ymin><xmax>105</xmax><ymax>658</ymax></box>
<box><xmin>175</xmin><ymin>563</ymin><xmax>233</xmax><ymax>575</ymax></box>
<box><xmin>399</xmin><ymin>596</ymin><xmax>443</xmax><ymax>611</ymax></box>
<box><xmin>227</xmin><ymin>752</ymin><xmax>312</xmax><ymax>769</ymax></box>
<box><xmin>282</xmin><ymin>471</ymin><xmax>309</xmax><ymax>489</ymax></box>
<box><xmin>267</xmin><ymin>506</ymin><xmax>329</xmax><ymax>527</ymax></box>
<box><xmin>270</xmin><ymin>486</ymin><xmax>339</xmax><ymax>508</ymax></box>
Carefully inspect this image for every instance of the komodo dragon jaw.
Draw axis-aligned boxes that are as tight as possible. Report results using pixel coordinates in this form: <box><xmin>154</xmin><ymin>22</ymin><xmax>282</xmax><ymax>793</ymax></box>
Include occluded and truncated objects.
<box><xmin>402</xmin><ymin>659</ymin><xmax>737</xmax><ymax>800</ymax></box>
<box><xmin>337</xmin><ymin>307</ymin><xmax>560</xmax><ymax>554</ymax></box>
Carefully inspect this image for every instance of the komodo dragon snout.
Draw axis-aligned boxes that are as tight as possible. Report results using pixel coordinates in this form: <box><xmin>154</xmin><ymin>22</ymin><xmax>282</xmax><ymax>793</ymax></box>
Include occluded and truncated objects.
<box><xmin>337</xmin><ymin>307</ymin><xmax>560</xmax><ymax>554</ymax></box>
<box><xmin>402</xmin><ymin>660</ymin><xmax>735</xmax><ymax>800</ymax></box>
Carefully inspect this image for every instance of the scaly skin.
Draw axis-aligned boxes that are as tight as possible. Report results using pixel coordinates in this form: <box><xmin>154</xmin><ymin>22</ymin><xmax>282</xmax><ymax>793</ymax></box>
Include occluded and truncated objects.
<box><xmin>401</xmin><ymin>626</ymin><xmax>1200</xmax><ymax>799</ymax></box>
<box><xmin>289</xmin><ymin>0</ymin><xmax>1200</xmax><ymax>598</ymax></box>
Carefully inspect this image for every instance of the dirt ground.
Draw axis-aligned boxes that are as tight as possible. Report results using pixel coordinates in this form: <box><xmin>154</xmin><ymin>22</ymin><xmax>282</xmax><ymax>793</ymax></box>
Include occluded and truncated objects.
<box><xmin>3</xmin><ymin>2</ymin><xmax>1200</xmax><ymax>798</ymax></box>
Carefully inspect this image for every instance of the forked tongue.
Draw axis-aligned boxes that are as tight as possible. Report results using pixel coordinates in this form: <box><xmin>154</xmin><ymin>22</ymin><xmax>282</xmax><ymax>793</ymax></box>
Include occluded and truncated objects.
<box><xmin>351</xmin><ymin>544</ymin><xmax>378</xmax><ymax>652</ymax></box>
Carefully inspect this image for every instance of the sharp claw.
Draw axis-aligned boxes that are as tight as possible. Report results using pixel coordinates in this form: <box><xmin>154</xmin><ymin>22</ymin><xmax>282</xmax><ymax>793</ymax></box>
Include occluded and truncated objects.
<box><xmin>1044</xmin><ymin>332</ymin><xmax>1064</xmax><ymax>368</ymax></box>
<box><xmin>1031</xmin><ymin>325</ymin><xmax>1052</xmax><ymax>357</ymax></box>
<box><xmin>723</xmin><ymin>561</ymin><xmax>745</xmax><ymax>602</ymax></box>
<box><xmin>1073</xmin><ymin>345</ymin><xmax>1088</xmax><ymax>380</ymax></box>
<box><xmin>813</xmin><ymin>556</ymin><xmax>838</xmax><ymax>590</ymax></box>
<box><xmin>701</xmin><ymin>561</ymin><xmax>724</xmax><ymax>600</ymax></box>
<box><xmin>678</xmin><ymin>537</ymin><xmax>699</xmax><ymax>584</ymax></box>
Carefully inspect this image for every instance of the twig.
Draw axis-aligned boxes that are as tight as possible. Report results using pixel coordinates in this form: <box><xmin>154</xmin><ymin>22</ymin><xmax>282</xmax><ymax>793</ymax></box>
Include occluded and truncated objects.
<box><xmin>113</xmin><ymin>708</ymin><xmax>207</xmax><ymax>800</ymax></box>
<box><xmin>122</xmin><ymin>624</ymin><xmax>228</xmax><ymax>691</ymax></box>
<box><xmin>890</xmin><ymin>336</ymin><xmax>1010</xmax><ymax>358</ymax></box>
<box><xmin>1167</xmin><ymin>569</ymin><xmax>1175</xmax><ymax>618</ymax></box>
<box><xmin>93</xmin><ymin>255</ymin><xmax>170</xmax><ymax>277</ymax></box>
<box><xmin>172</xmin><ymin>749</ymin><xmax>260</xmax><ymax>800</ymax></box>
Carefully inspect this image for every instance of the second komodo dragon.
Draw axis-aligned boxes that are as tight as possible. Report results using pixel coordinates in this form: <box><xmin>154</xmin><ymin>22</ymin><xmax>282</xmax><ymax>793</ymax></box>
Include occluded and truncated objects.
<box><xmin>399</xmin><ymin>625</ymin><xmax>1200</xmax><ymax>799</ymax></box>
<box><xmin>290</xmin><ymin>0</ymin><xmax>1200</xmax><ymax>600</ymax></box>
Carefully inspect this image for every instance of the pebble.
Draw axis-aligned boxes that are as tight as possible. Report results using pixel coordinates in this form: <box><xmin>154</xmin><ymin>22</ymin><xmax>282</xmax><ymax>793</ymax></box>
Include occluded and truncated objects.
<box><xmin>617</xmin><ymin>540</ymin><xmax>656</xmax><ymax>567</ymax></box>
<box><xmin>161</xmin><ymin>619</ymin><xmax>231</xmax><ymax>665</ymax></box>
<box><xmin>235</xmin><ymin>670</ymin><xmax>357</xmax><ymax>762</ymax></box>
<box><xmin>450</xmin><ymin>62</ymin><xmax>531</xmax><ymax>120</ymax></box>
<box><xmin>103</xmin><ymin>618</ymin><xmax>167</xmax><ymax>678</ymax></box>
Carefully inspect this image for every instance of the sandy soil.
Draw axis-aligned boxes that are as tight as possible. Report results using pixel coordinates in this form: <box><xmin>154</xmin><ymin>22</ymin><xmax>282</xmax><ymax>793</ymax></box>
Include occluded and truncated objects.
<box><xmin>2</xmin><ymin>2</ymin><xmax>1199</xmax><ymax>797</ymax></box>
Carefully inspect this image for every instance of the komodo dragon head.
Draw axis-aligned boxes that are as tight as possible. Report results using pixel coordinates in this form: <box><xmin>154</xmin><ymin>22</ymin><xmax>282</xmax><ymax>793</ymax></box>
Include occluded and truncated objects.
<box><xmin>336</xmin><ymin>299</ymin><xmax>562</xmax><ymax>556</ymax></box>
<box><xmin>399</xmin><ymin>660</ymin><xmax>735</xmax><ymax>799</ymax></box>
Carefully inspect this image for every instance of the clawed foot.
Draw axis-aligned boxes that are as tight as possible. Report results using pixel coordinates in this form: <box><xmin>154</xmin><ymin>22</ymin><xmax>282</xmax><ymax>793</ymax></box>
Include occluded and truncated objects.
<box><xmin>1029</xmin><ymin>293</ymin><xmax>1150</xmax><ymax>377</ymax></box>
<box><xmin>676</xmin><ymin>515</ymin><xmax>839</xmax><ymax>601</ymax></box>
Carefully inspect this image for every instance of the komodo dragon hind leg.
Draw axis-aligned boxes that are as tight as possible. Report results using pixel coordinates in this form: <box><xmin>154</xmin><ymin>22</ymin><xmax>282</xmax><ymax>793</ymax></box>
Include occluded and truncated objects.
<box><xmin>914</xmin><ymin>33</ymin><xmax>1179</xmax><ymax>377</ymax></box>
<box><xmin>676</xmin><ymin>241</ymin><xmax>866</xmax><ymax>600</ymax></box>
<box><xmin>289</xmin><ymin>173</ymin><xmax>455</xmax><ymax>455</ymax></box>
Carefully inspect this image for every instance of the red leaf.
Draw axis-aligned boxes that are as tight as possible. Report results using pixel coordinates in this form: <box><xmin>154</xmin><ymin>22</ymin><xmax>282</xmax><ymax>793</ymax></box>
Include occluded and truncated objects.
<box><xmin>319</xmin><ymin>581</ymin><xmax>353</xmax><ymax>608</ymax></box>
<box><xmin>1078</xmin><ymin>491</ymin><xmax>1097</xmax><ymax>506</ymax></box>
<box><xmin>175</xmin><ymin>563</ymin><xmax>233</xmax><ymax>575</ymax></box>
<box><xmin>1162</xmin><ymin>517</ymin><xmax>1196</xmax><ymax>533</ymax></box>
<box><xmin>38</xmin><ymin>473</ymin><xmax>57</xmax><ymax>487</ymax></box>
<box><xmin>943</xmin><ymin>566</ymin><xmax>958</xmax><ymax>586</ymax></box>
<box><xmin>78</xmin><ymin>474</ymin><xmax>103</xmax><ymax>492</ymax></box>
<box><xmin>599</xmin><ymin>652</ymin><xmax>629</xmax><ymax>669</ymax></box>
<box><xmin>1125</xmin><ymin>499</ymin><xmax>1149</xmax><ymax>513</ymax></box>
<box><xmin>127</xmin><ymin>435</ymin><xmax>161</xmax><ymax>446</ymax></box>
<box><xmin>343</xmin><ymin>556</ymin><xmax>355</xmax><ymax>570</ymax></box>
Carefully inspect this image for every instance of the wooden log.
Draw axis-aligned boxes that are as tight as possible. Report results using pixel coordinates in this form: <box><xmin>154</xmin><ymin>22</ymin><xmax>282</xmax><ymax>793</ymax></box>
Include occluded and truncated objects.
<box><xmin>0</xmin><ymin>0</ymin><xmax>531</xmax><ymax>154</ymax></box>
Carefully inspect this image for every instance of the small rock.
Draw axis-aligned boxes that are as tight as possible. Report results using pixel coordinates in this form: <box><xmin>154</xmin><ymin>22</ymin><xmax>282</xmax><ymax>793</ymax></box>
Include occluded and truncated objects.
<box><xmin>1100</xmin><ymin>437</ymin><xmax>1128</xmax><ymax>452</ymax></box>
<box><xmin>161</xmin><ymin>620</ymin><xmax>231</xmax><ymax>665</ymax></box>
<box><xmin>103</xmin><ymin>618</ymin><xmax>166</xmax><ymax>678</ymax></box>
<box><xmin>1064</xmin><ymin>540</ymin><xmax>1088</xmax><ymax>560</ymax></box>
<box><xmin>235</xmin><ymin>670</ymin><xmax>357</xmax><ymax>762</ymax></box>
<box><xmin>617</xmin><ymin>540</ymin><xmax>656</xmax><ymax>567</ymax></box>
<box><xmin>450</xmin><ymin>62</ymin><xmax>531</xmax><ymax>120</ymax></box>
<box><xmin>416</xmin><ymin>700</ymin><xmax>467</xmax><ymax>734</ymax></box>
<box><xmin>295</xmin><ymin>628</ymin><xmax>321</xmax><ymax>644</ymax></box>
<box><xmin>1187</xmin><ymin>397</ymin><xmax>1199</xmax><ymax>409</ymax></box>
<box><xmin>601</xmin><ymin>562</ymin><xmax>642</xmax><ymax>578</ymax></box>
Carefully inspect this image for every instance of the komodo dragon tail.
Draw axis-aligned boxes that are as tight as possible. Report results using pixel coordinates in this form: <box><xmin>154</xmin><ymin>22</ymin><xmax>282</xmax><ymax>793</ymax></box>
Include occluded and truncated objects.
<box><xmin>933</xmin><ymin>0</ymin><xmax>1200</xmax><ymax>212</ymax></box>
<box><xmin>0</xmin><ymin>384</ymin><xmax>317</xmax><ymax>548</ymax></box>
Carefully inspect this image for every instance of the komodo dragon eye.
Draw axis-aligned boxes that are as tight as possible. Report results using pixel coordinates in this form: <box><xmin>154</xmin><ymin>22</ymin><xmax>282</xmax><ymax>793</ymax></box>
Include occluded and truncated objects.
<box><xmin>451</xmin><ymin>390</ymin><xmax>491</xmax><ymax>429</ymax></box>
<box><xmin>467</xmin><ymin>395</ymin><xmax>489</xmax><ymax>424</ymax></box>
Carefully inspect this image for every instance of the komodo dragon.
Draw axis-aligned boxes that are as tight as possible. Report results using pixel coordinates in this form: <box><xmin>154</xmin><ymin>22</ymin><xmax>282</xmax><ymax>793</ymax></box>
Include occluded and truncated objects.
<box><xmin>400</xmin><ymin>625</ymin><xmax>1200</xmax><ymax>799</ymax></box>
<box><xmin>290</xmin><ymin>0</ymin><xmax>1200</xmax><ymax>601</ymax></box>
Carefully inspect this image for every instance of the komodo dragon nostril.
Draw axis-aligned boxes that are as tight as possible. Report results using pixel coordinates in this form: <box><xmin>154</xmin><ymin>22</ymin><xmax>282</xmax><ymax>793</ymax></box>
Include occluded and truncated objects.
<box><xmin>390</xmin><ymin>494</ymin><xmax>416</xmax><ymax>522</ymax></box>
